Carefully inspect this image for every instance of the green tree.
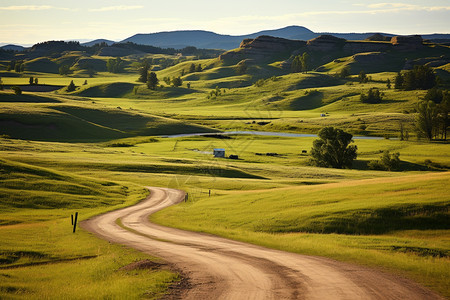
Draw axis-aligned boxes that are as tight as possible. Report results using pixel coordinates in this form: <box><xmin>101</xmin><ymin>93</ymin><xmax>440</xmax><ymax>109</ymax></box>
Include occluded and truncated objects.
<box><xmin>29</xmin><ymin>77</ymin><xmax>34</xmax><ymax>85</ymax></box>
<box><xmin>0</xmin><ymin>77</ymin><xmax>3</xmax><ymax>90</ymax></box>
<box><xmin>14</xmin><ymin>62</ymin><xmax>20</xmax><ymax>72</ymax></box>
<box><xmin>6</xmin><ymin>61</ymin><xmax>13</xmax><ymax>71</ymax></box>
<box><xmin>386</xmin><ymin>78</ymin><xmax>391</xmax><ymax>89</ymax></box>
<box><xmin>291</xmin><ymin>53</ymin><xmax>309</xmax><ymax>73</ymax></box>
<box><xmin>310</xmin><ymin>127</ymin><xmax>357</xmax><ymax>169</ymax></box>
<box><xmin>415</xmin><ymin>100</ymin><xmax>438</xmax><ymax>140</ymax></box>
<box><xmin>291</xmin><ymin>55</ymin><xmax>302</xmax><ymax>73</ymax></box>
<box><xmin>437</xmin><ymin>97</ymin><xmax>449</xmax><ymax>140</ymax></box>
<box><xmin>67</xmin><ymin>80</ymin><xmax>76</xmax><ymax>92</ymax></box>
<box><xmin>368</xmin><ymin>150</ymin><xmax>401</xmax><ymax>171</ymax></box>
<box><xmin>138</xmin><ymin>62</ymin><xmax>150</xmax><ymax>83</ymax></box>
<box><xmin>196</xmin><ymin>64</ymin><xmax>202</xmax><ymax>72</ymax></box>
<box><xmin>395</xmin><ymin>65</ymin><xmax>436</xmax><ymax>90</ymax></box>
<box><xmin>358</xmin><ymin>71</ymin><xmax>368</xmax><ymax>83</ymax></box>
<box><xmin>12</xmin><ymin>86</ymin><xmax>22</xmax><ymax>95</ymax></box>
<box><xmin>301</xmin><ymin>52</ymin><xmax>309</xmax><ymax>73</ymax></box>
<box><xmin>107</xmin><ymin>57</ymin><xmax>124</xmax><ymax>73</ymax></box>
<box><xmin>394</xmin><ymin>72</ymin><xmax>403</xmax><ymax>89</ymax></box>
<box><xmin>172</xmin><ymin>76</ymin><xmax>182</xmax><ymax>87</ymax></box>
<box><xmin>189</xmin><ymin>63</ymin><xmax>196</xmax><ymax>73</ymax></box>
<box><xmin>360</xmin><ymin>88</ymin><xmax>383</xmax><ymax>104</ymax></box>
<box><xmin>424</xmin><ymin>88</ymin><xmax>448</xmax><ymax>104</ymax></box>
<box><xmin>146</xmin><ymin>72</ymin><xmax>158</xmax><ymax>90</ymax></box>
<box><xmin>187</xmin><ymin>82</ymin><xmax>191</xmax><ymax>89</ymax></box>
<box><xmin>34</xmin><ymin>78</ymin><xmax>38</xmax><ymax>85</ymax></box>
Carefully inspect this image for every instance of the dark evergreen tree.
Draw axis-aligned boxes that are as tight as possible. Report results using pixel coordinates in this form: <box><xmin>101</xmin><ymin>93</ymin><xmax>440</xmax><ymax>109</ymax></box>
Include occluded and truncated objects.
<box><xmin>67</xmin><ymin>80</ymin><xmax>76</xmax><ymax>92</ymax></box>
<box><xmin>394</xmin><ymin>65</ymin><xmax>436</xmax><ymax>90</ymax></box>
<box><xmin>189</xmin><ymin>63</ymin><xmax>196</xmax><ymax>73</ymax></box>
<box><xmin>138</xmin><ymin>62</ymin><xmax>150</xmax><ymax>83</ymax></box>
<box><xmin>146</xmin><ymin>72</ymin><xmax>158</xmax><ymax>90</ymax></box>
<box><xmin>394</xmin><ymin>72</ymin><xmax>403</xmax><ymax>89</ymax></box>
<box><xmin>358</xmin><ymin>71</ymin><xmax>368</xmax><ymax>83</ymax></box>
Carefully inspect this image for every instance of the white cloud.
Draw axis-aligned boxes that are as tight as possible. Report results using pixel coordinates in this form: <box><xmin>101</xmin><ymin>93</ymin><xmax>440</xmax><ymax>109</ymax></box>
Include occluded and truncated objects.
<box><xmin>366</xmin><ymin>3</ymin><xmax>450</xmax><ymax>11</ymax></box>
<box><xmin>89</xmin><ymin>5</ymin><xmax>144</xmax><ymax>12</ymax></box>
<box><xmin>0</xmin><ymin>5</ymin><xmax>55</xmax><ymax>11</ymax></box>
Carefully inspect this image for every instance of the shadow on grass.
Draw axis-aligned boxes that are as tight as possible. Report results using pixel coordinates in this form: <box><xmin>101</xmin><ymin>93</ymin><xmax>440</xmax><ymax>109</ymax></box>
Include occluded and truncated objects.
<box><xmin>352</xmin><ymin>159</ymin><xmax>448</xmax><ymax>172</ymax></box>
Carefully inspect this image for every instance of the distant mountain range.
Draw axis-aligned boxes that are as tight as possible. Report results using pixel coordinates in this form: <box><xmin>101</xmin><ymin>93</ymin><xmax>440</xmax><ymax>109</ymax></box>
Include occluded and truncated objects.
<box><xmin>2</xmin><ymin>26</ymin><xmax>450</xmax><ymax>51</ymax></box>
<box><xmin>118</xmin><ymin>26</ymin><xmax>450</xmax><ymax>50</ymax></box>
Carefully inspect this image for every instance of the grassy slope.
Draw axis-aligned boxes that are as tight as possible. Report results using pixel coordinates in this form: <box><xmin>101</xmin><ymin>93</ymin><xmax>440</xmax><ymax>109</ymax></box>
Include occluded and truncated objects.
<box><xmin>152</xmin><ymin>172</ymin><xmax>450</xmax><ymax>297</ymax></box>
<box><xmin>0</xmin><ymin>92</ymin><xmax>217</xmax><ymax>141</ymax></box>
<box><xmin>1</xmin><ymin>41</ymin><xmax>449</xmax><ymax>298</ymax></box>
<box><xmin>0</xmin><ymin>156</ymin><xmax>178</xmax><ymax>299</ymax></box>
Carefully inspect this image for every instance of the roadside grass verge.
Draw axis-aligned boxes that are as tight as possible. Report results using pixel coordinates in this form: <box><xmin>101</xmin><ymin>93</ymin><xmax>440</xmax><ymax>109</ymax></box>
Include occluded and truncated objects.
<box><xmin>152</xmin><ymin>172</ymin><xmax>450</xmax><ymax>297</ymax></box>
<box><xmin>0</xmin><ymin>219</ymin><xmax>178</xmax><ymax>299</ymax></box>
<box><xmin>0</xmin><ymin>155</ymin><xmax>178</xmax><ymax>299</ymax></box>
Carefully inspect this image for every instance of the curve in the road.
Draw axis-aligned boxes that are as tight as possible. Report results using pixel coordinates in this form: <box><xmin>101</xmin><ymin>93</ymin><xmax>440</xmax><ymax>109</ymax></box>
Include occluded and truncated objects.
<box><xmin>81</xmin><ymin>187</ymin><xmax>443</xmax><ymax>300</ymax></box>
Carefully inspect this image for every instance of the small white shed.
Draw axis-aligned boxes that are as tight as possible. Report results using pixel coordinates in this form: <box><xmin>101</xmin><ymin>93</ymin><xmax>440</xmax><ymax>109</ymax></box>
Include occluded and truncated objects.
<box><xmin>213</xmin><ymin>148</ymin><xmax>225</xmax><ymax>158</ymax></box>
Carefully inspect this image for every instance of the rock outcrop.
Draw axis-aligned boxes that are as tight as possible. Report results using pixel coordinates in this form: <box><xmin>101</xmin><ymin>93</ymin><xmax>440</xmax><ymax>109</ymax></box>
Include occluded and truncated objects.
<box><xmin>306</xmin><ymin>35</ymin><xmax>346</xmax><ymax>51</ymax></box>
<box><xmin>352</xmin><ymin>52</ymin><xmax>387</xmax><ymax>64</ymax></box>
<box><xmin>403</xmin><ymin>55</ymin><xmax>449</xmax><ymax>69</ymax></box>
<box><xmin>390</xmin><ymin>35</ymin><xmax>423</xmax><ymax>50</ymax></box>
<box><xmin>219</xmin><ymin>35</ymin><xmax>306</xmax><ymax>63</ymax></box>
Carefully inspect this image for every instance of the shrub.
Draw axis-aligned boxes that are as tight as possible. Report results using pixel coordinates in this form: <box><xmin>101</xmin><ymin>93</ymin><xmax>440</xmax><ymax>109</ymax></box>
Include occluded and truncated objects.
<box><xmin>360</xmin><ymin>88</ymin><xmax>383</xmax><ymax>104</ymax></box>
<box><xmin>368</xmin><ymin>151</ymin><xmax>400</xmax><ymax>171</ymax></box>
<box><xmin>12</xmin><ymin>86</ymin><xmax>22</xmax><ymax>95</ymax></box>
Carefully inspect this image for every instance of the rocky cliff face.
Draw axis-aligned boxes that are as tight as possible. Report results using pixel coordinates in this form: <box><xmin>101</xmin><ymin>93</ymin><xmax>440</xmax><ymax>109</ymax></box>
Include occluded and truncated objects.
<box><xmin>220</xmin><ymin>34</ymin><xmax>428</xmax><ymax>66</ymax></box>
<box><xmin>219</xmin><ymin>35</ymin><xmax>306</xmax><ymax>63</ymax></box>
<box><xmin>390</xmin><ymin>35</ymin><xmax>423</xmax><ymax>50</ymax></box>
<box><xmin>306</xmin><ymin>35</ymin><xmax>346</xmax><ymax>51</ymax></box>
<box><xmin>306</xmin><ymin>35</ymin><xmax>392</xmax><ymax>53</ymax></box>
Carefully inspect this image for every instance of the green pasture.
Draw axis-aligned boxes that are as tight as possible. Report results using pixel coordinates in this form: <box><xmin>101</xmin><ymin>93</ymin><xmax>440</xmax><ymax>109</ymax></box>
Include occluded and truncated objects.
<box><xmin>1</xmin><ymin>41</ymin><xmax>449</xmax><ymax>299</ymax></box>
<box><xmin>152</xmin><ymin>173</ymin><xmax>450</xmax><ymax>297</ymax></box>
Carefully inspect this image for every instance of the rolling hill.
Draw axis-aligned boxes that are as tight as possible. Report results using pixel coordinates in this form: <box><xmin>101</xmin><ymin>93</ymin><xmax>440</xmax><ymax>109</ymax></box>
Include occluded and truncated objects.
<box><xmin>121</xmin><ymin>25</ymin><xmax>450</xmax><ymax>50</ymax></box>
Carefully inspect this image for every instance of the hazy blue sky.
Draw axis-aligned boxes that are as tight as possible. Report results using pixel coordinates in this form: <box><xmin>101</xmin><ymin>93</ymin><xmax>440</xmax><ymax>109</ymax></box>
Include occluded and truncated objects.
<box><xmin>1</xmin><ymin>0</ymin><xmax>449</xmax><ymax>44</ymax></box>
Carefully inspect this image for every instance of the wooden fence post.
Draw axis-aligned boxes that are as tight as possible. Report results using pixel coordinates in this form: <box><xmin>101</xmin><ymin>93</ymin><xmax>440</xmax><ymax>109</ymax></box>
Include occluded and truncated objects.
<box><xmin>73</xmin><ymin>212</ymin><xmax>78</xmax><ymax>233</ymax></box>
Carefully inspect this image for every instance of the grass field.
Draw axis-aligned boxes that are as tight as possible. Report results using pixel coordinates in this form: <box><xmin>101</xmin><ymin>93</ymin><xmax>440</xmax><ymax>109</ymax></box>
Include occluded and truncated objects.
<box><xmin>152</xmin><ymin>173</ymin><xmax>450</xmax><ymax>296</ymax></box>
<box><xmin>1</xmin><ymin>41</ymin><xmax>449</xmax><ymax>298</ymax></box>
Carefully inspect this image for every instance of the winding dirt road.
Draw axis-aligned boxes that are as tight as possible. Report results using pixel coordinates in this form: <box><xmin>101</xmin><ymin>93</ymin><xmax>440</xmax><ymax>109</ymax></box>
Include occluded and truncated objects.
<box><xmin>81</xmin><ymin>187</ymin><xmax>443</xmax><ymax>299</ymax></box>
